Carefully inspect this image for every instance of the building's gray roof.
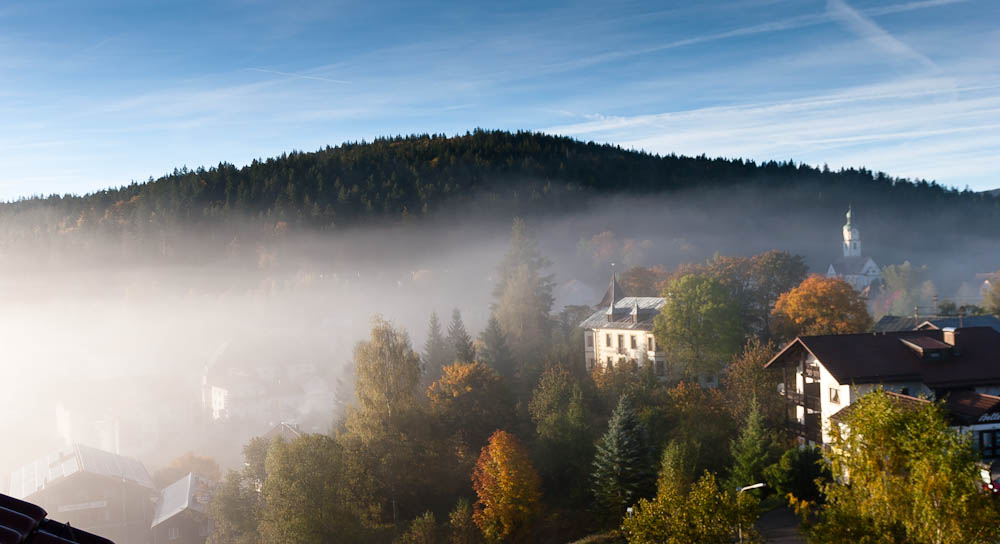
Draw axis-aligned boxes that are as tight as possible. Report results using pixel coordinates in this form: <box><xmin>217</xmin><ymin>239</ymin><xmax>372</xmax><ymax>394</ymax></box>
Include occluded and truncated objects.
<box><xmin>874</xmin><ymin>315</ymin><xmax>1000</xmax><ymax>333</ymax></box>
<box><xmin>151</xmin><ymin>473</ymin><xmax>213</xmax><ymax>528</ymax></box>
<box><xmin>828</xmin><ymin>256</ymin><xmax>875</xmax><ymax>276</ymax></box>
<box><xmin>579</xmin><ymin>296</ymin><xmax>666</xmax><ymax>331</ymax></box>
<box><xmin>8</xmin><ymin>444</ymin><xmax>155</xmax><ymax>500</ymax></box>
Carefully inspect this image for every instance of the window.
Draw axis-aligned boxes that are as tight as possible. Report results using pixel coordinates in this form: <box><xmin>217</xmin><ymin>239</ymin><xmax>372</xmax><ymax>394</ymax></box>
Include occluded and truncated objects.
<box><xmin>586</xmin><ymin>334</ymin><xmax>593</xmax><ymax>347</ymax></box>
<box><xmin>606</xmin><ymin>356</ymin><xmax>613</xmax><ymax>369</ymax></box>
<box><xmin>900</xmin><ymin>387</ymin><xmax>910</xmax><ymax>396</ymax></box>
<box><xmin>829</xmin><ymin>387</ymin><xmax>840</xmax><ymax>404</ymax></box>
<box><xmin>648</xmin><ymin>337</ymin><xmax>654</xmax><ymax>351</ymax></box>
<box><xmin>630</xmin><ymin>335</ymin><xmax>637</xmax><ymax>349</ymax></box>
<box><xmin>981</xmin><ymin>430</ymin><xmax>999</xmax><ymax>459</ymax></box>
<box><xmin>655</xmin><ymin>360</ymin><xmax>665</xmax><ymax>376</ymax></box>
<box><xmin>586</xmin><ymin>358</ymin><xmax>593</xmax><ymax>370</ymax></box>
<box><xmin>618</xmin><ymin>334</ymin><xmax>624</xmax><ymax>349</ymax></box>
<box><xmin>606</xmin><ymin>334</ymin><xmax>611</xmax><ymax>347</ymax></box>
<box><xmin>168</xmin><ymin>527</ymin><xmax>180</xmax><ymax>541</ymax></box>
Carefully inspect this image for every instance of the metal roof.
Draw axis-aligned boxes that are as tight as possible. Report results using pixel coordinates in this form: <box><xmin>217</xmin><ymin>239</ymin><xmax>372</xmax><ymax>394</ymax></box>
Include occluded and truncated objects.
<box><xmin>151</xmin><ymin>473</ymin><xmax>213</xmax><ymax>528</ymax></box>
<box><xmin>7</xmin><ymin>444</ymin><xmax>154</xmax><ymax>500</ymax></box>
<box><xmin>579</xmin><ymin>296</ymin><xmax>666</xmax><ymax>331</ymax></box>
<box><xmin>874</xmin><ymin>315</ymin><xmax>1000</xmax><ymax>333</ymax></box>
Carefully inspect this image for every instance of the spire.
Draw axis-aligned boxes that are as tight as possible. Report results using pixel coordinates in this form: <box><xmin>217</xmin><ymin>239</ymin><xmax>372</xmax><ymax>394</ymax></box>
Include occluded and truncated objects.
<box><xmin>843</xmin><ymin>205</ymin><xmax>861</xmax><ymax>257</ymax></box>
<box><xmin>598</xmin><ymin>270</ymin><xmax>627</xmax><ymax>308</ymax></box>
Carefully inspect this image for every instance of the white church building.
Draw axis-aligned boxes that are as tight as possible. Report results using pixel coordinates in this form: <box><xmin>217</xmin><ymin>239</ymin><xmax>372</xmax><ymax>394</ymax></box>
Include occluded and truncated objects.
<box><xmin>827</xmin><ymin>206</ymin><xmax>881</xmax><ymax>292</ymax></box>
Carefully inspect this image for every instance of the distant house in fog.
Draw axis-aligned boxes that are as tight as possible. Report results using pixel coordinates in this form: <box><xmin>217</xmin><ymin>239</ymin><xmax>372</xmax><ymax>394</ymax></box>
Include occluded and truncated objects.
<box><xmin>827</xmin><ymin>206</ymin><xmax>881</xmax><ymax>293</ymax></box>
<box><xmin>579</xmin><ymin>272</ymin><xmax>668</xmax><ymax>378</ymax></box>
<box><xmin>201</xmin><ymin>338</ymin><xmax>334</xmax><ymax>429</ymax></box>
<box><xmin>151</xmin><ymin>472</ymin><xmax>214</xmax><ymax>544</ymax></box>
<box><xmin>7</xmin><ymin>444</ymin><xmax>158</xmax><ymax>543</ymax></box>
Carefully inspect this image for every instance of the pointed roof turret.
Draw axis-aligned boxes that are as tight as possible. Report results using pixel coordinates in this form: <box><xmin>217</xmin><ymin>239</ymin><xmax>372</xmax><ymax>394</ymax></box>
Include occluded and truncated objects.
<box><xmin>598</xmin><ymin>271</ymin><xmax>626</xmax><ymax>308</ymax></box>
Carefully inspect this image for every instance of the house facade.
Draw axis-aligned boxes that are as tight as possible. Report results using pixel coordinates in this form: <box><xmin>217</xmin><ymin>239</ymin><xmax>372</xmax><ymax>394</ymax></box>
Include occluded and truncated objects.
<box><xmin>7</xmin><ymin>444</ymin><xmax>159</xmax><ymax>543</ymax></box>
<box><xmin>580</xmin><ymin>273</ymin><xmax>668</xmax><ymax>377</ymax></box>
<box><xmin>765</xmin><ymin>326</ymin><xmax>1000</xmax><ymax>458</ymax></box>
<box><xmin>827</xmin><ymin>206</ymin><xmax>881</xmax><ymax>292</ymax></box>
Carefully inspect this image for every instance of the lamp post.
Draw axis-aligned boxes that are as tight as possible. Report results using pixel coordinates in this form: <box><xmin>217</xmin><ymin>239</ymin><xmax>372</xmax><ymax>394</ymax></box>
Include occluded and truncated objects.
<box><xmin>736</xmin><ymin>482</ymin><xmax>765</xmax><ymax>544</ymax></box>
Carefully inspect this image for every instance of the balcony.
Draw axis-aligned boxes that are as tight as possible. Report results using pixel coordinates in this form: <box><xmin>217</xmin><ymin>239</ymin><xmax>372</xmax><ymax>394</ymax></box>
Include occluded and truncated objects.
<box><xmin>783</xmin><ymin>389</ymin><xmax>804</xmax><ymax>405</ymax></box>
<box><xmin>787</xmin><ymin>420</ymin><xmax>823</xmax><ymax>444</ymax></box>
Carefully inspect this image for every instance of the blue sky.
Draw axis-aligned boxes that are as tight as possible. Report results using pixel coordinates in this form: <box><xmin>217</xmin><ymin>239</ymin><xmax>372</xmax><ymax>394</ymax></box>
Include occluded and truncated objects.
<box><xmin>0</xmin><ymin>0</ymin><xmax>997</xmax><ymax>199</ymax></box>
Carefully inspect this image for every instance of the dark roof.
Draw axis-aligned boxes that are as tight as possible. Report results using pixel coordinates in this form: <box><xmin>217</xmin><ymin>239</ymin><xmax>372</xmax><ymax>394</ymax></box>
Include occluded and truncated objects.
<box><xmin>597</xmin><ymin>272</ymin><xmax>626</xmax><ymax>307</ymax></box>
<box><xmin>919</xmin><ymin>316</ymin><xmax>1000</xmax><ymax>333</ymax></box>
<box><xmin>873</xmin><ymin>315</ymin><xmax>921</xmax><ymax>332</ymax></box>
<box><xmin>828</xmin><ymin>256</ymin><xmax>873</xmax><ymax>275</ymax></box>
<box><xmin>943</xmin><ymin>391</ymin><xmax>1000</xmax><ymax>426</ymax></box>
<box><xmin>829</xmin><ymin>391</ymin><xmax>929</xmax><ymax>423</ymax></box>
<box><xmin>152</xmin><ymin>473</ymin><xmax>214</xmax><ymax>528</ymax></box>
<box><xmin>0</xmin><ymin>493</ymin><xmax>115</xmax><ymax>543</ymax></box>
<box><xmin>765</xmin><ymin>327</ymin><xmax>1000</xmax><ymax>388</ymax></box>
<box><xmin>579</xmin><ymin>297</ymin><xmax>666</xmax><ymax>331</ymax></box>
<box><xmin>875</xmin><ymin>315</ymin><xmax>1000</xmax><ymax>333</ymax></box>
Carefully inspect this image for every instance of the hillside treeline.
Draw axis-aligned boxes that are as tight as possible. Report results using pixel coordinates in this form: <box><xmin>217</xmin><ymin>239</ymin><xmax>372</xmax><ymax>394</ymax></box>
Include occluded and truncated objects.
<box><xmin>2</xmin><ymin>130</ymin><xmax>997</xmax><ymax>245</ymax></box>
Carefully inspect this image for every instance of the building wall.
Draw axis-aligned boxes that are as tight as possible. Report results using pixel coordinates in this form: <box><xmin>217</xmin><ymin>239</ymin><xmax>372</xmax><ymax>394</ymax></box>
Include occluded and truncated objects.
<box><xmin>584</xmin><ymin>327</ymin><xmax>666</xmax><ymax>377</ymax></box>
<box><xmin>30</xmin><ymin>473</ymin><xmax>156</xmax><ymax>544</ymax></box>
<box><xmin>153</xmin><ymin>510</ymin><xmax>210</xmax><ymax>544</ymax></box>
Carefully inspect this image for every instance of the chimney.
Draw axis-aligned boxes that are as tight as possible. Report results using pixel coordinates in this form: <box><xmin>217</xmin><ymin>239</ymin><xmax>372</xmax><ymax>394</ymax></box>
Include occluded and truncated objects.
<box><xmin>631</xmin><ymin>300</ymin><xmax>639</xmax><ymax>325</ymax></box>
<box><xmin>943</xmin><ymin>327</ymin><xmax>958</xmax><ymax>347</ymax></box>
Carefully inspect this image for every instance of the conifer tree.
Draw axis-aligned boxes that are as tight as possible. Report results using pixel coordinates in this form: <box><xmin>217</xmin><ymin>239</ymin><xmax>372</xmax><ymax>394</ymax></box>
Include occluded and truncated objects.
<box><xmin>478</xmin><ymin>314</ymin><xmax>515</xmax><ymax>383</ymax></box>
<box><xmin>591</xmin><ymin>394</ymin><xmax>655</xmax><ymax>521</ymax></box>
<box><xmin>726</xmin><ymin>396</ymin><xmax>774</xmax><ymax>494</ymax></box>
<box><xmin>423</xmin><ymin>311</ymin><xmax>449</xmax><ymax>384</ymax></box>
<box><xmin>447</xmin><ymin>308</ymin><xmax>475</xmax><ymax>364</ymax></box>
<box><xmin>492</xmin><ymin>218</ymin><xmax>554</xmax><ymax>370</ymax></box>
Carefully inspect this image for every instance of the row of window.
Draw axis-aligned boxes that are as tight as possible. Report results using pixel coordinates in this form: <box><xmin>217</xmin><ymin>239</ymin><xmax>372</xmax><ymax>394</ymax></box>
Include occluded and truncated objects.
<box><xmin>590</xmin><ymin>357</ymin><xmax>666</xmax><ymax>376</ymax></box>
<box><xmin>585</xmin><ymin>333</ymin><xmax>655</xmax><ymax>351</ymax></box>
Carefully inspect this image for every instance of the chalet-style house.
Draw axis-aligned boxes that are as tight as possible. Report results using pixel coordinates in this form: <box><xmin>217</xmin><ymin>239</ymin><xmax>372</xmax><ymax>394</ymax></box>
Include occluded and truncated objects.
<box><xmin>827</xmin><ymin>206</ymin><xmax>881</xmax><ymax>292</ymax></box>
<box><xmin>580</xmin><ymin>273</ymin><xmax>668</xmax><ymax>377</ymax></box>
<box><xmin>765</xmin><ymin>326</ymin><xmax>1000</xmax><ymax>458</ymax></box>
<box><xmin>7</xmin><ymin>444</ymin><xmax>159</xmax><ymax>543</ymax></box>
<box><xmin>151</xmin><ymin>473</ymin><xmax>214</xmax><ymax>544</ymax></box>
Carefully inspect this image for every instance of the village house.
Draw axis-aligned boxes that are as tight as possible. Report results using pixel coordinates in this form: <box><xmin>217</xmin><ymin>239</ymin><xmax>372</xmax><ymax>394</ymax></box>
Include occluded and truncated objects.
<box><xmin>7</xmin><ymin>444</ymin><xmax>159</xmax><ymax>543</ymax></box>
<box><xmin>580</xmin><ymin>273</ymin><xmax>668</xmax><ymax>377</ymax></box>
<box><xmin>151</xmin><ymin>473</ymin><xmax>214</xmax><ymax>544</ymax></box>
<box><xmin>765</xmin><ymin>326</ymin><xmax>1000</xmax><ymax>458</ymax></box>
<box><xmin>827</xmin><ymin>206</ymin><xmax>881</xmax><ymax>293</ymax></box>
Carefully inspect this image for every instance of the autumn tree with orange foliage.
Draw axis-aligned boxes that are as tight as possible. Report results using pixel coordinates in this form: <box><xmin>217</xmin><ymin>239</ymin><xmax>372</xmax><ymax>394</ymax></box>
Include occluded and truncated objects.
<box><xmin>428</xmin><ymin>361</ymin><xmax>515</xmax><ymax>456</ymax></box>
<box><xmin>472</xmin><ymin>430</ymin><xmax>543</xmax><ymax>542</ymax></box>
<box><xmin>770</xmin><ymin>275</ymin><xmax>873</xmax><ymax>340</ymax></box>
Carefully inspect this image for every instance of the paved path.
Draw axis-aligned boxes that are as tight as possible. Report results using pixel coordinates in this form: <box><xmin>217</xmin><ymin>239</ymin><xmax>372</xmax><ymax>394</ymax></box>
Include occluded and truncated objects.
<box><xmin>757</xmin><ymin>507</ymin><xmax>806</xmax><ymax>544</ymax></box>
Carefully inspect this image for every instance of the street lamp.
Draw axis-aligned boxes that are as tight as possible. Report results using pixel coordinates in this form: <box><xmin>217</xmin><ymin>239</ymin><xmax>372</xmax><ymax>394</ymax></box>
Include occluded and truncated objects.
<box><xmin>736</xmin><ymin>482</ymin><xmax>765</xmax><ymax>544</ymax></box>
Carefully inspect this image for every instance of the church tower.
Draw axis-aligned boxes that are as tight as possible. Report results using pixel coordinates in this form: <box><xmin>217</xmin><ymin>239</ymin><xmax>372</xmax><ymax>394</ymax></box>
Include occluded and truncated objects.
<box><xmin>843</xmin><ymin>206</ymin><xmax>861</xmax><ymax>257</ymax></box>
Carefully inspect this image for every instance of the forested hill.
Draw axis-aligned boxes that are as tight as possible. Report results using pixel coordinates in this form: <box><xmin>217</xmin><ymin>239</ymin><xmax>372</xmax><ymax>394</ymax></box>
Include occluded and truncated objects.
<box><xmin>1</xmin><ymin>129</ymin><xmax>998</xmax><ymax>250</ymax></box>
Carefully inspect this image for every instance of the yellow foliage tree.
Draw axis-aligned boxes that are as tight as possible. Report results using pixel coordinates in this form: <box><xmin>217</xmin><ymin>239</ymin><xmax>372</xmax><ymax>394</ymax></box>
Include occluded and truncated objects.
<box><xmin>427</xmin><ymin>361</ymin><xmax>515</xmax><ymax>456</ymax></box>
<box><xmin>770</xmin><ymin>275</ymin><xmax>872</xmax><ymax>340</ymax></box>
<box><xmin>471</xmin><ymin>430</ymin><xmax>542</xmax><ymax>542</ymax></box>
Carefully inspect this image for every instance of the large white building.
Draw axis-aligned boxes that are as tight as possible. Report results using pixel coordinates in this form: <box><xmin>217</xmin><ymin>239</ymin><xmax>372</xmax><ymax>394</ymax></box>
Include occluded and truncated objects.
<box><xmin>827</xmin><ymin>206</ymin><xmax>881</xmax><ymax>292</ymax></box>
<box><xmin>580</xmin><ymin>273</ymin><xmax>668</xmax><ymax>377</ymax></box>
<box><xmin>765</xmin><ymin>326</ymin><xmax>1000</xmax><ymax>458</ymax></box>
